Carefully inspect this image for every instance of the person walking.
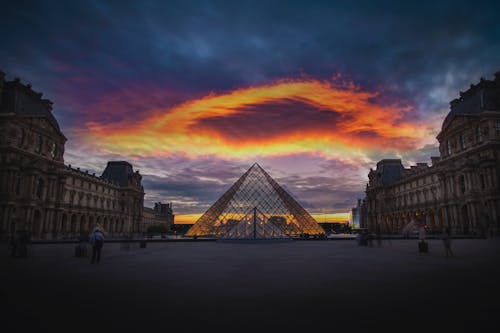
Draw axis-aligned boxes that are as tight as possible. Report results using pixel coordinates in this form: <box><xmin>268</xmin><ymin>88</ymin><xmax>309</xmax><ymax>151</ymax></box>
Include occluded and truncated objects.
<box><xmin>89</xmin><ymin>228</ymin><xmax>105</xmax><ymax>264</ymax></box>
<box><xmin>418</xmin><ymin>221</ymin><xmax>428</xmax><ymax>253</ymax></box>
<box><xmin>442</xmin><ymin>227</ymin><xmax>454</xmax><ymax>257</ymax></box>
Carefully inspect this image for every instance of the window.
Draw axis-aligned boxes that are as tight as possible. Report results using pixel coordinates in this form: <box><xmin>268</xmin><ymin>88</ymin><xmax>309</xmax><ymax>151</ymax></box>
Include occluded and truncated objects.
<box><xmin>459</xmin><ymin>134</ymin><xmax>466</xmax><ymax>150</ymax></box>
<box><xmin>476</xmin><ymin>126</ymin><xmax>483</xmax><ymax>142</ymax></box>
<box><xmin>50</xmin><ymin>142</ymin><xmax>57</xmax><ymax>158</ymax></box>
<box><xmin>459</xmin><ymin>175</ymin><xmax>466</xmax><ymax>194</ymax></box>
<box><xmin>36</xmin><ymin>179</ymin><xmax>44</xmax><ymax>199</ymax></box>
<box><xmin>36</xmin><ymin>135</ymin><xmax>43</xmax><ymax>153</ymax></box>
<box><xmin>446</xmin><ymin>140</ymin><xmax>451</xmax><ymax>155</ymax></box>
<box><xmin>18</xmin><ymin>128</ymin><xmax>25</xmax><ymax>146</ymax></box>
<box><xmin>480</xmin><ymin>174</ymin><xmax>485</xmax><ymax>189</ymax></box>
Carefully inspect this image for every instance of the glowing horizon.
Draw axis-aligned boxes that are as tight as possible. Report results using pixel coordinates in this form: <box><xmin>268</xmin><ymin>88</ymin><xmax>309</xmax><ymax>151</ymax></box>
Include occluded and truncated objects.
<box><xmin>174</xmin><ymin>212</ymin><xmax>351</xmax><ymax>225</ymax></box>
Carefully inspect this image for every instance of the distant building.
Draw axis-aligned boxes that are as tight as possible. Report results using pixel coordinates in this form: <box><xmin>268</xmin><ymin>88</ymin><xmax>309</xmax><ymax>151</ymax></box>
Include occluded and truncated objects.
<box><xmin>0</xmin><ymin>71</ymin><xmax>144</xmax><ymax>239</ymax></box>
<box><xmin>364</xmin><ymin>71</ymin><xmax>500</xmax><ymax>236</ymax></box>
<box><xmin>171</xmin><ymin>223</ymin><xmax>193</xmax><ymax>235</ymax></box>
<box><xmin>351</xmin><ymin>199</ymin><xmax>365</xmax><ymax>229</ymax></box>
<box><xmin>142</xmin><ymin>202</ymin><xmax>174</xmax><ymax>232</ymax></box>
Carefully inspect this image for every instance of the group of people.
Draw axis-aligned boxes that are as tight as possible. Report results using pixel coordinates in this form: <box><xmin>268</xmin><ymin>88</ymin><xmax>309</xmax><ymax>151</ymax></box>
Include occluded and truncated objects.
<box><xmin>74</xmin><ymin>228</ymin><xmax>106</xmax><ymax>263</ymax></box>
<box><xmin>356</xmin><ymin>224</ymin><xmax>454</xmax><ymax>257</ymax></box>
<box><xmin>7</xmin><ymin>227</ymin><xmax>106</xmax><ymax>263</ymax></box>
<box><xmin>417</xmin><ymin>224</ymin><xmax>454</xmax><ymax>256</ymax></box>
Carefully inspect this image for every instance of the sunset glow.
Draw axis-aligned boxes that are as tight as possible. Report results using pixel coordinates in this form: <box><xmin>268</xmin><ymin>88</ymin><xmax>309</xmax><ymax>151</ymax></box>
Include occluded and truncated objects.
<box><xmin>175</xmin><ymin>212</ymin><xmax>350</xmax><ymax>225</ymax></box>
<box><xmin>83</xmin><ymin>78</ymin><xmax>430</xmax><ymax>160</ymax></box>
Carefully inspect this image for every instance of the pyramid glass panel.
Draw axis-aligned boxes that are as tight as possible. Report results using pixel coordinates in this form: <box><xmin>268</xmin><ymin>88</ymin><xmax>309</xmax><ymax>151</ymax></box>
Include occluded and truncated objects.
<box><xmin>186</xmin><ymin>163</ymin><xmax>325</xmax><ymax>238</ymax></box>
<box><xmin>223</xmin><ymin>207</ymin><xmax>289</xmax><ymax>239</ymax></box>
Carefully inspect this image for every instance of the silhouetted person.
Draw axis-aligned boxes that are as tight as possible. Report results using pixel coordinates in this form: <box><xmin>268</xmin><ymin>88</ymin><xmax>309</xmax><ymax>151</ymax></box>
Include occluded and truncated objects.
<box><xmin>89</xmin><ymin>228</ymin><xmax>105</xmax><ymax>263</ymax></box>
<box><xmin>418</xmin><ymin>222</ymin><xmax>428</xmax><ymax>253</ymax></box>
<box><xmin>442</xmin><ymin>227</ymin><xmax>454</xmax><ymax>257</ymax></box>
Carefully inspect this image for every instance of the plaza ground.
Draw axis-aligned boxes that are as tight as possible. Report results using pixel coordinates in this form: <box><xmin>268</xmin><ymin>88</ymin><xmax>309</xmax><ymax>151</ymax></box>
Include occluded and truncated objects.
<box><xmin>1</xmin><ymin>238</ymin><xmax>500</xmax><ymax>332</ymax></box>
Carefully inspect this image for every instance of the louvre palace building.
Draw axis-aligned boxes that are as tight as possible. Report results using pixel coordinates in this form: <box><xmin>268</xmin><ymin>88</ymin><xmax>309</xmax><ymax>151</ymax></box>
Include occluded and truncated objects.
<box><xmin>0</xmin><ymin>71</ymin><xmax>145</xmax><ymax>240</ymax></box>
<box><xmin>365</xmin><ymin>71</ymin><xmax>500</xmax><ymax>236</ymax></box>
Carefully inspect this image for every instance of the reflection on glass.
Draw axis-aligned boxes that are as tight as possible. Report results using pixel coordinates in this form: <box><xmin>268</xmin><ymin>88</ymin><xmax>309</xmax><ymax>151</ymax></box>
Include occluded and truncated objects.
<box><xmin>186</xmin><ymin>163</ymin><xmax>324</xmax><ymax>239</ymax></box>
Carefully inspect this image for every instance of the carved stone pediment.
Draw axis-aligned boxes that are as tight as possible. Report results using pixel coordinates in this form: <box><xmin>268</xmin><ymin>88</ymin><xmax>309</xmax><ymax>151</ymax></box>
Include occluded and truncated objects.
<box><xmin>35</xmin><ymin>117</ymin><xmax>65</xmax><ymax>140</ymax></box>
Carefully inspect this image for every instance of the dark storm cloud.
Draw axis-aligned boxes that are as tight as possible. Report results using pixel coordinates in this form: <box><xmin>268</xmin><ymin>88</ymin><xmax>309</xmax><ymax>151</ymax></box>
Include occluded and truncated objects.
<box><xmin>190</xmin><ymin>99</ymin><xmax>347</xmax><ymax>141</ymax></box>
<box><xmin>2</xmin><ymin>0</ymin><xmax>500</xmax><ymax>128</ymax></box>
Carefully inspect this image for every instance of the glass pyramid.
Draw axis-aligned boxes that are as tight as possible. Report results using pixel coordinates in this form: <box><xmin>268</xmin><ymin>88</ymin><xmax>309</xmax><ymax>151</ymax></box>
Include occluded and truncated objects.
<box><xmin>186</xmin><ymin>163</ymin><xmax>325</xmax><ymax>239</ymax></box>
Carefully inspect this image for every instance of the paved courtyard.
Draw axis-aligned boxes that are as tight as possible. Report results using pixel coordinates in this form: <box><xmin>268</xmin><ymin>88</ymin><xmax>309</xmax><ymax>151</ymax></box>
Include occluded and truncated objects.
<box><xmin>2</xmin><ymin>238</ymin><xmax>500</xmax><ymax>332</ymax></box>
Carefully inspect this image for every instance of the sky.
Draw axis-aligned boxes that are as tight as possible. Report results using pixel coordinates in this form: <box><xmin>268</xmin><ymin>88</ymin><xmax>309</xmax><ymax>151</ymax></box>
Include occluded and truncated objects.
<box><xmin>2</xmin><ymin>0</ymin><xmax>500</xmax><ymax>223</ymax></box>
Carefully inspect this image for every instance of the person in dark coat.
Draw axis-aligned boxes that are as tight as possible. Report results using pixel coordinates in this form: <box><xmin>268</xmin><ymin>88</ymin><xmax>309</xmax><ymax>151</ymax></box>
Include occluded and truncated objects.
<box><xmin>89</xmin><ymin>228</ymin><xmax>105</xmax><ymax>263</ymax></box>
<box><xmin>442</xmin><ymin>227</ymin><xmax>454</xmax><ymax>257</ymax></box>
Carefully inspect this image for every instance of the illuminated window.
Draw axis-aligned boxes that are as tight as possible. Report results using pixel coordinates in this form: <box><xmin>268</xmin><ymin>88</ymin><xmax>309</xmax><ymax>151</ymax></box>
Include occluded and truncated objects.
<box><xmin>50</xmin><ymin>142</ymin><xmax>57</xmax><ymax>158</ymax></box>
<box><xmin>35</xmin><ymin>135</ymin><xmax>43</xmax><ymax>153</ymax></box>
<box><xmin>459</xmin><ymin>134</ymin><xmax>466</xmax><ymax>150</ymax></box>
<box><xmin>476</xmin><ymin>126</ymin><xmax>483</xmax><ymax>142</ymax></box>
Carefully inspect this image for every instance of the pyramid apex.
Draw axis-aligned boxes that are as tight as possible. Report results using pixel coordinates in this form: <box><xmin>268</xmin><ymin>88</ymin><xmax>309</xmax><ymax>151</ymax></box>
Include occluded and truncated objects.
<box><xmin>248</xmin><ymin>162</ymin><xmax>263</xmax><ymax>171</ymax></box>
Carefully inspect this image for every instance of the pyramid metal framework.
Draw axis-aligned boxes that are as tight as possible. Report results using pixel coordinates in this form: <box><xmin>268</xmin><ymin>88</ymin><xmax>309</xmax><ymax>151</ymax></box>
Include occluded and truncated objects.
<box><xmin>186</xmin><ymin>163</ymin><xmax>324</xmax><ymax>239</ymax></box>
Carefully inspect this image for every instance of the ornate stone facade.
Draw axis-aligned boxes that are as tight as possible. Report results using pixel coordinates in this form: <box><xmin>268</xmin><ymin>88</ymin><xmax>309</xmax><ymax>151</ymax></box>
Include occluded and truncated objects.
<box><xmin>365</xmin><ymin>71</ymin><xmax>500</xmax><ymax>236</ymax></box>
<box><xmin>0</xmin><ymin>72</ymin><xmax>144</xmax><ymax>239</ymax></box>
<box><xmin>142</xmin><ymin>202</ymin><xmax>174</xmax><ymax>232</ymax></box>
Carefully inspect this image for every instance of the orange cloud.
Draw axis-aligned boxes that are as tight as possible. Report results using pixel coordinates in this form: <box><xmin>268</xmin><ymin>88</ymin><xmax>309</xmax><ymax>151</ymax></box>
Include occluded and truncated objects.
<box><xmin>82</xmin><ymin>77</ymin><xmax>431</xmax><ymax>159</ymax></box>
